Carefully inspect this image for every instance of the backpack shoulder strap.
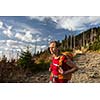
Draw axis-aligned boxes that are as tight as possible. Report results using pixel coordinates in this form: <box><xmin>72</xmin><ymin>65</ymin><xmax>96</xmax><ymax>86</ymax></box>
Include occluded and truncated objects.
<box><xmin>59</xmin><ymin>55</ymin><xmax>65</xmax><ymax>66</ymax></box>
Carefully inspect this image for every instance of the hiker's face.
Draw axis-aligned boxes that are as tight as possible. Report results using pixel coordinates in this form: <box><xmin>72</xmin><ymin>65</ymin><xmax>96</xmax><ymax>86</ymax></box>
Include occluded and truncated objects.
<box><xmin>49</xmin><ymin>42</ymin><xmax>57</xmax><ymax>54</ymax></box>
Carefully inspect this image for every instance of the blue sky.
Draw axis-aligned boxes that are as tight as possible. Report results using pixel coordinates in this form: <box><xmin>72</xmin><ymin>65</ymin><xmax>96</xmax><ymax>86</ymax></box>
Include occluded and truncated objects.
<box><xmin>0</xmin><ymin>16</ymin><xmax>100</xmax><ymax>59</ymax></box>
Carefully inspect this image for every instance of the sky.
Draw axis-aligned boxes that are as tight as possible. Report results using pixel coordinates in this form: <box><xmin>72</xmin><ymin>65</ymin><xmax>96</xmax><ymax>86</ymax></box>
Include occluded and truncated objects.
<box><xmin>0</xmin><ymin>16</ymin><xmax>100</xmax><ymax>60</ymax></box>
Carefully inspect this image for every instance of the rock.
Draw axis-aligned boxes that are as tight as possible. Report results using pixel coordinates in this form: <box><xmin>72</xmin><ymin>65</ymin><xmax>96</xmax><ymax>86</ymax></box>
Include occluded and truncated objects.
<box><xmin>71</xmin><ymin>52</ymin><xmax>100</xmax><ymax>83</ymax></box>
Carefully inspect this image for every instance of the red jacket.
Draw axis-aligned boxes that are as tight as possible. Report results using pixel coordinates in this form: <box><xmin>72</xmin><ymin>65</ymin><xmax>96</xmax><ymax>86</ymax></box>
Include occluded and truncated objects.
<box><xmin>49</xmin><ymin>55</ymin><xmax>71</xmax><ymax>82</ymax></box>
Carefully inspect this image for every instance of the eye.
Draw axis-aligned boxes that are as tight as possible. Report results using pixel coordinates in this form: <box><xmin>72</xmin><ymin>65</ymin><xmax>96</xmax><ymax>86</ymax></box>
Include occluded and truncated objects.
<box><xmin>50</xmin><ymin>47</ymin><xmax>53</xmax><ymax>49</ymax></box>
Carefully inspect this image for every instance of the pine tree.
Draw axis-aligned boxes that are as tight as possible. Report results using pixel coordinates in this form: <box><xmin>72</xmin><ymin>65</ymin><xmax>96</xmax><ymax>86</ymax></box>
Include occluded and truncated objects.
<box><xmin>2</xmin><ymin>55</ymin><xmax>7</xmax><ymax>63</ymax></box>
<box><xmin>18</xmin><ymin>48</ymin><xmax>34</xmax><ymax>69</ymax></box>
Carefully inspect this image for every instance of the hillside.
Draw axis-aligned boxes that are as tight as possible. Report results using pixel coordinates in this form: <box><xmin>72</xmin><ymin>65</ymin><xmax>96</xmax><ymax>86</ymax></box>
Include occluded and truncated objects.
<box><xmin>23</xmin><ymin>51</ymin><xmax>100</xmax><ymax>83</ymax></box>
<box><xmin>71</xmin><ymin>51</ymin><xmax>100</xmax><ymax>82</ymax></box>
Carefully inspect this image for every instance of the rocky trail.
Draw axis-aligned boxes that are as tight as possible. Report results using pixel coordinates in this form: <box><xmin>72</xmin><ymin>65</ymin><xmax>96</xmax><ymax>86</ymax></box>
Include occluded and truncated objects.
<box><xmin>71</xmin><ymin>52</ymin><xmax>100</xmax><ymax>83</ymax></box>
<box><xmin>25</xmin><ymin>52</ymin><xmax>100</xmax><ymax>83</ymax></box>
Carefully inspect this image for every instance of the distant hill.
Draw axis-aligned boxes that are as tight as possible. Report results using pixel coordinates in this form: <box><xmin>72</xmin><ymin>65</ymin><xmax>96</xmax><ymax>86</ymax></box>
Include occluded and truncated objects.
<box><xmin>59</xmin><ymin>26</ymin><xmax>100</xmax><ymax>51</ymax></box>
<box><xmin>34</xmin><ymin>27</ymin><xmax>100</xmax><ymax>63</ymax></box>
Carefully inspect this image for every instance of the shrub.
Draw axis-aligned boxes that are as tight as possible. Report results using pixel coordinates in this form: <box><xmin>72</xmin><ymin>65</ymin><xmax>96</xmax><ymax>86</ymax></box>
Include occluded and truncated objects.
<box><xmin>89</xmin><ymin>40</ymin><xmax>100</xmax><ymax>51</ymax></box>
<box><xmin>18</xmin><ymin>49</ymin><xmax>34</xmax><ymax>69</ymax></box>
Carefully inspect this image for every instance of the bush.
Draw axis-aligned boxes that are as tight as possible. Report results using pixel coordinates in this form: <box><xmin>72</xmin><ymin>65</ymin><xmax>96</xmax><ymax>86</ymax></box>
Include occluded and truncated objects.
<box><xmin>18</xmin><ymin>49</ymin><xmax>34</xmax><ymax>69</ymax></box>
<box><xmin>89</xmin><ymin>41</ymin><xmax>100</xmax><ymax>51</ymax></box>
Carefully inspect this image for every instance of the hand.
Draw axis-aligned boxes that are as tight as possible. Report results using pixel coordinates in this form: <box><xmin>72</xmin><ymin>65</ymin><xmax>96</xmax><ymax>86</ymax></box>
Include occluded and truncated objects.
<box><xmin>58</xmin><ymin>68</ymin><xmax>64</xmax><ymax>74</ymax></box>
<box><xmin>49</xmin><ymin>67</ymin><xmax>51</xmax><ymax>71</ymax></box>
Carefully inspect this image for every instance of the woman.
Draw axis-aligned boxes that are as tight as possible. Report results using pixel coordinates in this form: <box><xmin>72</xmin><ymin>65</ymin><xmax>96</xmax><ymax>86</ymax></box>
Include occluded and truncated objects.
<box><xmin>49</xmin><ymin>41</ymin><xmax>78</xmax><ymax>83</ymax></box>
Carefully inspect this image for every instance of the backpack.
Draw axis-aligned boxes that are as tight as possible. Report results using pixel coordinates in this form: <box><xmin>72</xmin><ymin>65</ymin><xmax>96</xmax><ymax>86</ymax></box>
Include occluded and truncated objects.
<box><xmin>58</xmin><ymin>53</ymin><xmax>73</xmax><ymax>80</ymax></box>
<box><xmin>61</xmin><ymin>51</ymin><xmax>74</xmax><ymax>61</ymax></box>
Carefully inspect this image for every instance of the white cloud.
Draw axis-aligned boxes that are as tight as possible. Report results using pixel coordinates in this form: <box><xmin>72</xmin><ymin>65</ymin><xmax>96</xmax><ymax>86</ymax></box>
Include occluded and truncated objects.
<box><xmin>6</xmin><ymin>25</ymin><xmax>12</xmax><ymax>30</ymax></box>
<box><xmin>29</xmin><ymin>16</ymin><xmax>100</xmax><ymax>31</ymax></box>
<box><xmin>15</xmin><ymin>32</ymin><xmax>33</xmax><ymax>42</ymax></box>
<box><xmin>0</xmin><ymin>39</ymin><xmax>26</xmax><ymax>50</ymax></box>
<box><xmin>0</xmin><ymin>20</ymin><xmax>3</xmax><ymax>29</ymax></box>
<box><xmin>31</xmin><ymin>37</ymin><xmax>42</xmax><ymax>43</ymax></box>
<box><xmin>6</xmin><ymin>40</ymin><xmax>18</xmax><ymax>46</ymax></box>
<box><xmin>0</xmin><ymin>51</ymin><xmax>2</xmax><ymax>53</ymax></box>
<box><xmin>3</xmin><ymin>28</ymin><xmax>13</xmax><ymax>37</ymax></box>
<box><xmin>15</xmin><ymin>31</ymin><xmax>43</xmax><ymax>43</ymax></box>
<box><xmin>41</xmin><ymin>45</ymin><xmax>47</xmax><ymax>49</ymax></box>
<box><xmin>6</xmin><ymin>40</ymin><xmax>29</xmax><ymax>48</ymax></box>
<box><xmin>42</xmin><ymin>36</ymin><xmax>53</xmax><ymax>43</ymax></box>
<box><xmin>24</xmin><ymin>31</ymin><xmax>32</xmax><ymax>42</ymax></box>
<box><xmin>36</xmin><ymin>37</ymin><xmax>42</xmax><ymax>42</ymax></box>
<box><xmin>15</xmin><ymin>33</ymin><xmax>23</xmax><ymax>40</ymax></box>
<box><xmin>13</xmin><ymin>20</ymin><xmax>42</xmax><ymax>35</ymax></box>
<box><xmin>51</xmin><ymin>16</ymin><xmax>100</xmax><ymax>31</ymax></box>
<box><xmin>0</xmin><ymin>39</ymin><xmax>33</xmax><ymax>59</ymax></box>
<box><xmin>29</xmin><ymin>16</ymin><xmax>47</xmax><ymax>21</ymax></box>
<box><xmin>14</xmin><ymin>21</ymin><xmax>44</xmax><ymax>43</ymax></box>
<box><xmin>0</xmin><ymin>40</ymin><xmax>6</xmax><ymax>44</ymax></box>
<box><xmin>0</xmin><ymin>21</ymin><xmax>14</xmax><ymax>38</ymax></box>
<box><xmin>49</xmin><ymin>16</ymin><xmax>89</xmax><ymax>31</ymax></box>
<box><xmin>31</xmin><ymin>39</ymin><xmax>37</xmax><ymax>43</ymax></box>
<box><xmin>35</xmin><ymin>45</ymin><xmax>47</xmax><ymax>53</ymax></box>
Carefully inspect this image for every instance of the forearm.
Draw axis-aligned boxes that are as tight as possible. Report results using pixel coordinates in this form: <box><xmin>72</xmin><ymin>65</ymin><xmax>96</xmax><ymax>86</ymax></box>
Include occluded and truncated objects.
<box><xmin>64</xmin><ymin>66</ymin><xmax>78</xmax><ymax>74</ymax></box>
<box><xmin>65</xmin><ymin>59</ymin><xmax>78</xmax><ymax>74</ymax></box>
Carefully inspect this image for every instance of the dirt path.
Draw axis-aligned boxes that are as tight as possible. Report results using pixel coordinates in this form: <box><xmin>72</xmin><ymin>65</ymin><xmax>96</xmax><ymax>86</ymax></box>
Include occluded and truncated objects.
<box><xmin>71</xmin><ymin>52</ymin><xmax>100</xmax><ymax>83</ymax></box>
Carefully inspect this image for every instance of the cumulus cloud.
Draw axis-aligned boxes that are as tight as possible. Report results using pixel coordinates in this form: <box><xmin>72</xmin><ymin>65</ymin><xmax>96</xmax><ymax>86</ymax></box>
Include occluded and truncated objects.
<box><xmin>42</xmin><ymin>36</ymin><xmax>53</xmax><ymax>44</ymax></box>
<box><xmin>41</xmin><ymin>45</ymin><xmax>47</xmax><ymax>49</ymax></box>
<box><xmin>0</xmin><ymin>39</ymin><xmax>32</xmax><ymax>59</ymax></box>
<box><xmin>13</xmin><ymin>21</ymin><xmax>42</xmax><ymax>35</ymax></box>
<box><xmin>0</xmin><ymin>39</ymin><xmax>26</xmax><ymax>50</ymax></box>
<box><xmin>15</xmin><ymin>31</ymin><xmax>33</xmax><ymax>42</ymax></box>
<box><xmin>0</xmin><ymin>20</ymin><xmax>3</xmax><ymax>29</ymax></box>
<box><xmin>3</xmin><ymin>29</ymin><xmax>12</xmax><ymax>37</ymax></box>
<box><xmin>0</xmin><ymin>21</ymin><xmax>14</xmax><ymax>38</ymax></box>
<box><xmin>6</xmin><ymin>25</ymin><xmax>12</xmax><ymax>30</ymax></box>
<box><xmin>14</xmin><ymin>21</ymin><xmax>43</xmax><ymax>43</ymax></box>
<box><xmin>15</xmin><ymin>32</ymin><xmax>42</xmax><ymax>43</ymax></box>
<box><xmin>29</xmin><ymin>16</ymin><xmax>47</xmax><ymax>21</ymax></box>
<box><xmin>6</xmin><ymin>40</ymin><xmax>29</xmax><ymax>48</ymax></box>
<box><xmin>0</xmin><ymin>17</ymin><xmax>50</xmax><ymax>59</ymax></box>
<box><xmin>23</xmin><ymin>31</ymin><xmax>32</xmax><ymax>42</ymax></box>
<box><xmin>15</xmin><ymin>33</ymin><xmax>23</xmax><ymax>40</ymax></box>
<box><xmin>6</xmin><ymin>40</ymin><xmax>18</xmax><ymax>47</ymax></box>
<box><xmin>1</xmin><ymin>39</ymin><xmax>37</xmax><ymax>52</ymax></box>
<box><xmin>50</xmin><ymin>16</ymin><xmax>100</xmax><ymax>31</ymax></box>
<box><xmin>0</xmin><ymin>51</ymin><xmax>2</xmax><ymax>54</ymax></box>
<box><xmin>29</xmin><ymin>16</ymin><xmax>100</xmax><ymax>31</ymax></box>
<box><xmin>3</xmin><ymin>25</ymin><xmax>13</xmax><ymax>38</ymax></box>
<box><xmin>0</xmin><ymin>40</ymin><xmax>6</xmax><ymax>44</ymax></box>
